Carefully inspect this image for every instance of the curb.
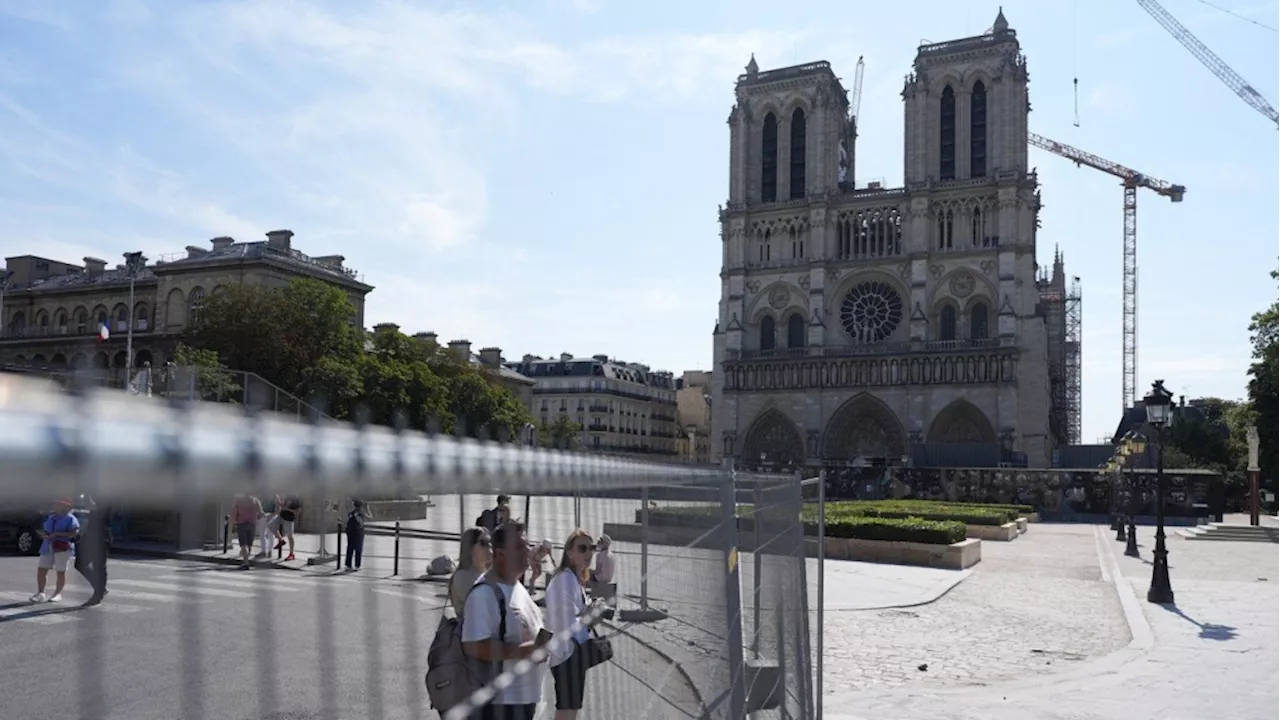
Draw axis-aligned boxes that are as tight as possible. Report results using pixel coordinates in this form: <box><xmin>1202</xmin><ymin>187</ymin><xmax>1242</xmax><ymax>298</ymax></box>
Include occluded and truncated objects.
<box><xmin>599</xmin><ymin>618</ymin><xmax>709</xmax><ymax>719</ymax></box>
<box><xmin>112</xmin><ymin>546</ymin><xmax>313</xmax><ymax>573</ymax></box>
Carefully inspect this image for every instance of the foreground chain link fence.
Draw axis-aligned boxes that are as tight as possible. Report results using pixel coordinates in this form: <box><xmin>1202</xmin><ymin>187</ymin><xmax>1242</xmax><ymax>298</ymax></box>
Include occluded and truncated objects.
<box><xmin>0</xmin><ymin>375</ymin><xmax>816</xmax><ymax>720</ymax></box>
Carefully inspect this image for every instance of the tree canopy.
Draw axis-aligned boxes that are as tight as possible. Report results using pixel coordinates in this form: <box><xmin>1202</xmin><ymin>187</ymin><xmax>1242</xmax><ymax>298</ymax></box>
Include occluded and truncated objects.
<box><xmin>185</xmin><ymin>278</ymin><xmax>533</xmax><ymax>440</ymax></box>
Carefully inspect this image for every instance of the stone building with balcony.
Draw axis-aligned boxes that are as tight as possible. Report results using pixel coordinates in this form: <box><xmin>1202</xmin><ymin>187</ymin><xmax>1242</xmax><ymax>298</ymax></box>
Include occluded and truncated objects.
<box><xmin>711</xmin><ymin>10</ymin><xmax>1069</xmax><ymax>470</ymax></box>
<box><xmin>506</xmin><ymin>354</ymin><xmax>680</xmax><ymax>457</ymax></box>
<box><xmin>0</xmin><ymin>230</ymin><xmax>373</xmax><ymax>376</ymax></box>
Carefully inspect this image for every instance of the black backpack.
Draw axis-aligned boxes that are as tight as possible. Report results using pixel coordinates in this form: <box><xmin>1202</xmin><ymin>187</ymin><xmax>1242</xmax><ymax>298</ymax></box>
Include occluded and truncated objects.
<box><xmin>476</xmin><ymin>508</ymin><xmax>497</xmax><ymax>530</ymax></box>
<box><xmin>346</xmin><ymin>509</ymin><xmax>365</xmax><ymax>533</ymax></box>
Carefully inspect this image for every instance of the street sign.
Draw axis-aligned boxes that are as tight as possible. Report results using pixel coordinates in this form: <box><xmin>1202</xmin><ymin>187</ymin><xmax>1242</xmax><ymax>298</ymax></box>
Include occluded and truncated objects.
<box><xmin>1247</xmin><ymin>426</ymin><xmax>1260</xmax><ymax>472</ymax></box>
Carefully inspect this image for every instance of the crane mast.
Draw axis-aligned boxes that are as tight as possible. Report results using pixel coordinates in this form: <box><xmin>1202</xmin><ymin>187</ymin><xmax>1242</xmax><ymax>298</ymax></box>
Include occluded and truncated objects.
<box><xmin>1136</xmin><ymin>0</ymin><xmax>1279</xmax><ymax>126</ymax></box>
<box><xmin>1028</xmin><ymin>132</ymin><xmax>1186</xmax><ymax>414</ymax></box>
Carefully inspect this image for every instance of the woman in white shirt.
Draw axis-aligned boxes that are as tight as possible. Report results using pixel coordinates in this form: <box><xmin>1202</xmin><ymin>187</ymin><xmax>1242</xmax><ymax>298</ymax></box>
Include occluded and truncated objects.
<box><xmin>545</xmin><ymin>530</ymin><xmax>596</xmax><ymax>719</ymax></box>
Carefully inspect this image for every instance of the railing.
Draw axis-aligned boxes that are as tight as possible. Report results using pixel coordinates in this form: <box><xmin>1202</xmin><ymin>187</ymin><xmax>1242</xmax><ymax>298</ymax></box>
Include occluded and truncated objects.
<box><xmin>728</xmin><ymin>336</ymin><xmax>1013</xmax><ymax>360</ymax></box>
<box><xmin>0</xmin><ymin>374</ymin><xmax>817</xmax><ymax>720</ymax></box>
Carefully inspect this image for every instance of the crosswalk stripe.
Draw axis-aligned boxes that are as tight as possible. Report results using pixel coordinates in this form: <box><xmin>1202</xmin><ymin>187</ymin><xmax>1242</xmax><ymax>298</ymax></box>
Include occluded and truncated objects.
<box><xmin>62</xmin><ymin>588</ymin><xmax>203</xmax><ymax>604</ymax></box>
<box><xmin>149</xmin><ymin>574</ymin><xmax>306</xmax><ymax>592</ymax></box>
<box><xmin>0</xmin><ymin>592</ymin><xmax>77</xmax><ymax>625</ymax></box>
<box><xmin>151</xmin><ymin>571</ymin><xmax>324</xmax><ymax>587</ymax></box>
<box><xmin>111</xmin><ymin>579</ymin><xmax>255</xmax><ymax>598</ymax></box>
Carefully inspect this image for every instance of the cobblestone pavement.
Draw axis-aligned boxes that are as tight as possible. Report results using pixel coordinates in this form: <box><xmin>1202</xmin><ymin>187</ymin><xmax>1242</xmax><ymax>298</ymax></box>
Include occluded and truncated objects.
<box><xmin>832</xmin><ymin>526</ymin><xmax>1280</xmax><ymax>720</ymax></box>
<box><xmin>821</xmin><ymin>523</ymin><xmax>1130</xmax><ymax>692</ymax></box>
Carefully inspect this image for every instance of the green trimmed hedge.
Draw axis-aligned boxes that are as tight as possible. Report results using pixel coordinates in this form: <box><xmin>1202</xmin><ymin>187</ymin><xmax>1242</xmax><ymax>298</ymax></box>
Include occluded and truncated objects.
<box><xmin>815</xmin><ymin>515</ymin><xmax>967</xmax><ymax>545</ymax></box>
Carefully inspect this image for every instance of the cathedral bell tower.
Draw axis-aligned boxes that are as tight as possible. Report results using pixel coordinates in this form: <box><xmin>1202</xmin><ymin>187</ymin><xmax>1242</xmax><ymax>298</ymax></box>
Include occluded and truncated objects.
<box><xmin>901</xmin><ymin>7</ymin><xmax>1030</xmax><ymax>186</ymax></box>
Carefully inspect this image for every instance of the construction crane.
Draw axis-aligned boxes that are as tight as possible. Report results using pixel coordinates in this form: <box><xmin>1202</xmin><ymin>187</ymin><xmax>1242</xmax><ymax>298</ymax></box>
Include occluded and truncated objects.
<box><xmin>850</xmin><ymin>56</ymin><xmax>865</xmax><ymax>122</ymax></box>
<box><xmin>1136</xmin><ymin>0</ymin><xmax>1279</xmax><ymax>126</ymax></box>
<box><xmin>1028</xmin><ymin>132</ymin><xmax>1186</xmax><ymax>414</ymax></box>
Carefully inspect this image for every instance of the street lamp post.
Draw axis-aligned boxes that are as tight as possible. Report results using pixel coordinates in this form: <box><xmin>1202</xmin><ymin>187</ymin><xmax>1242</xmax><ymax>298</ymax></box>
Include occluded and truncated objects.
<box><xmin>123</xmin><ymin>252</ymin><xmax>146</xmax><ymax>377</ymax></box>
<box><xmin>1144</xmin><ymin>379</ymin><xmax>1175</xmax><ymax>605</ymax></box>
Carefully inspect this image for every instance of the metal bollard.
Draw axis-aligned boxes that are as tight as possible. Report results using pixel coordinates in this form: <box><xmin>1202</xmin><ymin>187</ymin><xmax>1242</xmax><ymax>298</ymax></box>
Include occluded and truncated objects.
<box><xmin>1124</xmin><ymin>516</ymin><xmax>1140</xmax><ymax>557</ymax></box>
<box><xmin>336</xmin><ymin>522</ymin><xmax>344</xmax><ymax>568</ymax></box>
<box><xmin>393</xmin><ymin>521</ymin><xmax>401</xmax><ymax>576</ymax></box>
<box><xmin>222</xmin><ymin>515</ymin><xmax>229</xmax><ymax>554</ymax></box>
<box><xmin>1115</xmin><ymin>518</ymin><xmax>1127</xmax><ymax>542</ymax></box>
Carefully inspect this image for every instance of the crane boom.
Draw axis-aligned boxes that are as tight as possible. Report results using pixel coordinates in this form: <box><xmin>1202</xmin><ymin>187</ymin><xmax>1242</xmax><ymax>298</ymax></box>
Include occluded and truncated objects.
<box><xmin>1028</xmin><ymin>132</ymin><xmax>1186</xmax><ymax>200</ymax></box>
<box><xmin>851</xmin><ymin>56</ymin><xmax>865</xmax><ymax>121</ymax></box>
<box><xmin>1028</xmin><ymin>132</ymin><xmax>1186</xmax><ymax>413</ymax></box>
<box><xmin>1136</xmin><ymin>0</ymin><xmax>1279</xmax><ymax>126</ymax></box>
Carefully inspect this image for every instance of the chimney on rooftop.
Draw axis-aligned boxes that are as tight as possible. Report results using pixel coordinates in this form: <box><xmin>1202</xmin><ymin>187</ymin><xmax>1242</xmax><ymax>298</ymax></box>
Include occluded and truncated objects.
<box><xmin>522</xmin><ymin>354</ymin><xmax>535</xmax><ymax>364</ymax></box>
<box><xmin>210</xmin><ymin>236</ymin><xmax>235</xmax><ymax>251</ymax></box>
<box><xmin>559</xmin><ymin>352</ymin><xmax>573</xmax><ymax>362</ymax></box>
<box><xmin>479</xmin><ymin>347</ymin><xmax>503</xmax><ymax>367</ymax></box>
<box><xmin>448</xmin><ymin>340</ymin><xmax>472</xmax><ymax>362</ymax></box>
<box><xmin>413</xmin><ymin>331</ymin><xmax>438</xmax><ymax>346</ymax></box>
<box><xmin>83</xmin><ymin>257</ymin><xmax>106</xmax><ymax>277</ymax></box>
<box><xmin>185</xmin><ymin>246</ymin><xmax>207</xmax><ymax>260</ymax></box>
<box><xmin>373</xmin><ymin>322</ymin><xmax>400</xmax><ymax>334</ymax></box>
<box><xmin>313</xmin><ymin>254</ymin><xmax>345</xmax><ymax>269</ymax></box>
<box><xmin>265</xmin><ymin>229</ymin><xmax>294</xmax><ymax>252</ymax></box>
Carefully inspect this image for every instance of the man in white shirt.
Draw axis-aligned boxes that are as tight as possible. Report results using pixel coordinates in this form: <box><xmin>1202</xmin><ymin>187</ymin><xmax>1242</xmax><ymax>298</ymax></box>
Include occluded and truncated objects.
<box><xmin>461</xmin><ymin>520</ymin><xmax>550</xmax><ymax>720</ymax></box>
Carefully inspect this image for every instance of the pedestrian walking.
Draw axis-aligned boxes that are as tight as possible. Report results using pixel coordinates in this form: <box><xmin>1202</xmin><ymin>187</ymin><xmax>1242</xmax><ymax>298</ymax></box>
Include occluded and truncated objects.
<box><xmin>278</xmin><ymin>494</ymin><xmax>302</xmax><ymax>561</ymax></box>
<box><xmin>232</xmin><ymin>493</ymin><xmax>263</xmax><ymax>569</ymax></box>
<box><xmin>344</xmin><ymin>499</ymin><xmax>370</xmax><ymax>571</ymax></box>
<box><xmin>546</xmin><ymin>530</ymin><xmax>599</xmax><ymax>719</ymax></box>
<box><xmin>256</xmin><ymin>493</ymin><xmax>283</xmax><ymax>559</ymax></box>
<box><xmin>30</xmin><ymin>498</ymin><xmax>80</xmax><ymax>603</ymax></box>
<box><xmin>476</xmin><ymin>494</ymin><xmax>511</xmax><ymax>533</ymax></box>
<box><xmin>591</xmin><ymin>534</ymin><xmax>614</xmax><ymax>584</ymax></box>
<box><xmin>461</xmin><ymin>520</ymin><xmax>550</xmax><ymax>720</ymax></box>
<box><xmin>74</xmin><ymin>497</ymin><xmax>112</xmax><ymax>605</ymax></box>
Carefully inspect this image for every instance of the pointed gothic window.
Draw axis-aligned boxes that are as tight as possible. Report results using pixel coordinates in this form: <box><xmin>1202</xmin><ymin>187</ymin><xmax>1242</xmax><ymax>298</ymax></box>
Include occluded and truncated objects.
<box><xmin>970</xmin><ymin>302</ymin><xmax>989</xmax><ymax>340</ymax></box>
<box><xmin>940</xmin><ymin>305</ymin><xmax>957</xmax><ymax>341</ymax></box>
<box><xmin>761</xmin><ymin>113</ymin><xmax>778</xmax><ymax>203</ymax></box>
<box><xmin>937</xmin><ymin>208</ymin><xmax>954</xmax><ymax>250</ymax></box>
<box><xmin>787</xmin><ymin>313</ymin><xmax>805</xmax><ymax>349</ymax></box>
<box><xmin>940</xmin><ymin>85</ymin><xmax>956</xmax><ymax>181</ymax></box>
<box><xmin>971</xmin><ymin>207</ymin><xmax>985</xmax><ymax>247</ymax></box>
<box><xmin>970</xmin><ymin>81</ymin><xmax>987</xmax><ymax>178</ymax></box>
<box><xmin>789</xmin><ymin>108</ymin><xmax>807</xmax><ymax>199</ymax></box>
<box><xmin>760</xmin><ymin>315</ymin><xmax>776</xmax><ymax>351</ymax></box>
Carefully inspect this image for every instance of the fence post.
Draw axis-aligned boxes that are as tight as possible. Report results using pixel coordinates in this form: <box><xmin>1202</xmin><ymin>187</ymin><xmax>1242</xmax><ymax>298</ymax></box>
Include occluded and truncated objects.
<box><xmin>393</xmin><ymin>521</ymin><xmax>401</xmax><ymax>576</ymax></box>
<box><xmin>640</xmin><ymin>485</ymin><xmax>649</xmax><ymax>611</ymax></box>
<box><xmin>816</xmin><ymin>469</ymin><xmax>826</xmax><ymax>720</ymax></box>
<box><xmin>337</xmin><ymin>522</ymin><xmax>343</xmax><ymax>568</ymax></box>
<box><xmin>222</xmin><ymin>515</ymin><xmax>229</xmax><ymax>554</ymax></box>
<box><xmin>720</xmin><ymin>467</ymin><xmax>747</xmax><ymax>720</ymax></box>
<box><xmin>751</xmin><ymin>481</ymin><xmax>763</xmax><ymax>658</ymax></box>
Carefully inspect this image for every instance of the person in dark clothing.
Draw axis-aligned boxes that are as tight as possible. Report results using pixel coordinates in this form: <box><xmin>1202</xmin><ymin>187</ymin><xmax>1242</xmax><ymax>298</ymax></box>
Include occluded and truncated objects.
<box><xmin>75</xmin><ymin>499</ymin><xmax>111</xmax><ymax>605</ymax></box>
<box><xmin>344</xmin><ymin>499</ymin><xmax>370</xmax><ymax>571</ymax></box>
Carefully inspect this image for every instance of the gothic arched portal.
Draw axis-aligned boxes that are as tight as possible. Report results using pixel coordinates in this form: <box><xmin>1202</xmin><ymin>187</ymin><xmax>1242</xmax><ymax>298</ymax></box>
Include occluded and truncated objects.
<box><xmin>821</xmin><ymin>394</ymin><xmax>907</xmax><ymax>461</ymax></box>
<box><xmin>740</xmin><ymin>409</ymin><xmax>805</xmax><ymax>466</ymax></box>
<box><xmin>927</xmin><ymin>399</ymin><xmax>997</xmax><ymax>444</ymax></box>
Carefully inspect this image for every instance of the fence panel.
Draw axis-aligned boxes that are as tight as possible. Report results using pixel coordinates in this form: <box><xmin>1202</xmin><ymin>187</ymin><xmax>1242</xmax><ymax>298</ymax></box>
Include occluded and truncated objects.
<box><xmin>0</xmin><ymin>374</ymin><xmax>814</xmax><ymax>720</ymax></box>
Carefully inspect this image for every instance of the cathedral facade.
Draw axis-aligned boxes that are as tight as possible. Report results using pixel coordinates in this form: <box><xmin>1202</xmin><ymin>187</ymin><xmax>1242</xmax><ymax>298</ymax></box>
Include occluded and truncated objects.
<box><xmin>710</xmin><ymin>11</ymin><xmax>1066</xmax><ymax>470</ymax></box>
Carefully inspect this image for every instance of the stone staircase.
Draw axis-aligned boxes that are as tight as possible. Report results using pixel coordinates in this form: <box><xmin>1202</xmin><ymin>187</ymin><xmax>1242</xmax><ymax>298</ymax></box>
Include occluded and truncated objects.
<box><xmin>1178</xmin><ymin>523</ymin><xmax>1279</xmax><ymax>543</ymax></box>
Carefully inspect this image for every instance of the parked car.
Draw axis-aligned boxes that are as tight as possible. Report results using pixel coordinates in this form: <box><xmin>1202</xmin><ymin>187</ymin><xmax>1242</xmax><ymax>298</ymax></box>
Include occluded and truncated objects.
<box><xmin>0</xmin><ymin>497</ymin><xmax>108</xmax><ymax>555</ymax></box>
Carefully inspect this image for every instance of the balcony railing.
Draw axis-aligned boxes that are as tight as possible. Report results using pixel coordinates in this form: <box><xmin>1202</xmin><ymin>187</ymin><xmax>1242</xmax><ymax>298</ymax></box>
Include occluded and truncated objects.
<box><xmin>727</xmin><ymin>337</ymin><xmax>1013</xmax><ymax>361</ymax></box>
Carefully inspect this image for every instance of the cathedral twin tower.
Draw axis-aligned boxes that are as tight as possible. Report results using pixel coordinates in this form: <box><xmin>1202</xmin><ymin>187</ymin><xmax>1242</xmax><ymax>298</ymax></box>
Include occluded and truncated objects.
<box><xmin>710</xmin><ymin>9</ymin><xmax>1069</xmax><ymax>470</ymax></box>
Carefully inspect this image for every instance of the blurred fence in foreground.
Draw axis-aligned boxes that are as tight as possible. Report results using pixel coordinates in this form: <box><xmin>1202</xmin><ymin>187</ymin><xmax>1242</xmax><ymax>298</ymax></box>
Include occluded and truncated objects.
<box><xmin>0</xmin><ymin>375</ymin><xmax>815</xmax><ymax>720</ymax></box>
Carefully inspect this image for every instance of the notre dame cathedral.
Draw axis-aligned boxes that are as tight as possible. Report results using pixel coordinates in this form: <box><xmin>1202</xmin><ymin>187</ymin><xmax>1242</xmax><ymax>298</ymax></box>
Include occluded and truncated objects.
<box><xmin>710</xmin><ymin>10</ymin><xmax>1072</xmax><ymax>470</ymax></box>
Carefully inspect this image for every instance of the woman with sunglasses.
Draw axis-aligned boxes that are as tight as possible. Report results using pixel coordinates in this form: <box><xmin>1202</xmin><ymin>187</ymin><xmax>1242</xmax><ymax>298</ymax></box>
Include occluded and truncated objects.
<box><xmin>545</xmin><ymin>530</ymin><xmax>597</xmax><ymax>718</ymax></box>
<box><xmin>449</xmin><ymin>527</ymin><xmax>492</xmax><ymax>616</ymax></box>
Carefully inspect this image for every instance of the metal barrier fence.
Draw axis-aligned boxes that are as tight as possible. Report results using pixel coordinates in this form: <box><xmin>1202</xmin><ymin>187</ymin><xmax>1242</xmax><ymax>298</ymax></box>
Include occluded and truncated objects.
<box><xmin>0</xmin><ymin>374</ymin><xmax>815</xmax><ymax>720</ymax></box>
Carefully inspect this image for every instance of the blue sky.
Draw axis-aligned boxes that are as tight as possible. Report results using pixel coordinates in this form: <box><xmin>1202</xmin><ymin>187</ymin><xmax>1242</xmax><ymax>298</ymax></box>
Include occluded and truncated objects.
<box><xmin>2</xmin><ymin>0</ymin><xmax>1276</xmax><ymax>443</ymax></box>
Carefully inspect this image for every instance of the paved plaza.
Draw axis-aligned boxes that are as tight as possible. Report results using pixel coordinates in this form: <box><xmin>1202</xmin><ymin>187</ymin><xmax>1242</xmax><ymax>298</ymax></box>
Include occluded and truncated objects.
<box><xmin>105</xmin><ymin>496</ymin><xmax>1278</xmax><ymax>718</ymax></box>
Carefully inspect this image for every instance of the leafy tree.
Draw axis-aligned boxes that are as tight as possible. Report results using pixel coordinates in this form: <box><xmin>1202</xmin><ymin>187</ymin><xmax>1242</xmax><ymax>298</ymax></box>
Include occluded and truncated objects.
<box><xmin>539</xmin><ymin>413</ymin><xmax>583</xmax><ymax>450</ymax></box>
<box><xmin>1247</xmin><ymin>269</ymin><xmax>1278</xmax><ymax>487</ymax></box>
<box><xmin>189</xmin><ymin>278</ymin><xmax>362</xmax><ymax>397</ymax></box>
<box><xmin>170</xmin><ymin>342</ymin><xmax>241</xmax><ymax>401</ymax></box>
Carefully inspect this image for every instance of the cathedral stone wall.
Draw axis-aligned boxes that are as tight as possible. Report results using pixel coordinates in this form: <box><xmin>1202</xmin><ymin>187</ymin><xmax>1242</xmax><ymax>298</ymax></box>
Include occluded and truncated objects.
<box><xmin>711</xmin><ymin>11</ymin><xmax>1059</xmax><ymax>469</ymax></box>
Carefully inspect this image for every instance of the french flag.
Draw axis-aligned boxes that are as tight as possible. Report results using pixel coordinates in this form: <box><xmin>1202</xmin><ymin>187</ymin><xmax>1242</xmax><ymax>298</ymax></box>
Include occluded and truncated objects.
<box><xmin>97</xmin><ymin>320</ymin><xmax>110</xmax><ymax>342</ymax></box>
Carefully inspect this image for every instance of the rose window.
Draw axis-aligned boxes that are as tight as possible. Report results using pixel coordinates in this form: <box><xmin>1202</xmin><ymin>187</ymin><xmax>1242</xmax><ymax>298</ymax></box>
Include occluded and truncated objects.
<box><xmin>839</xmin><ymin>281</ymin><xmax>903</xmax><ymax>343</ymax></box>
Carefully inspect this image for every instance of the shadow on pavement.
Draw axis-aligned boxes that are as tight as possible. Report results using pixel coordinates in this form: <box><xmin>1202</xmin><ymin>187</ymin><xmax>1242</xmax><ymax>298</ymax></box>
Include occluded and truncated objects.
<box><xmin>1160</xmin><ymin>604</ymin><xmax>1239</xmax><ymax>641</ymax></box>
